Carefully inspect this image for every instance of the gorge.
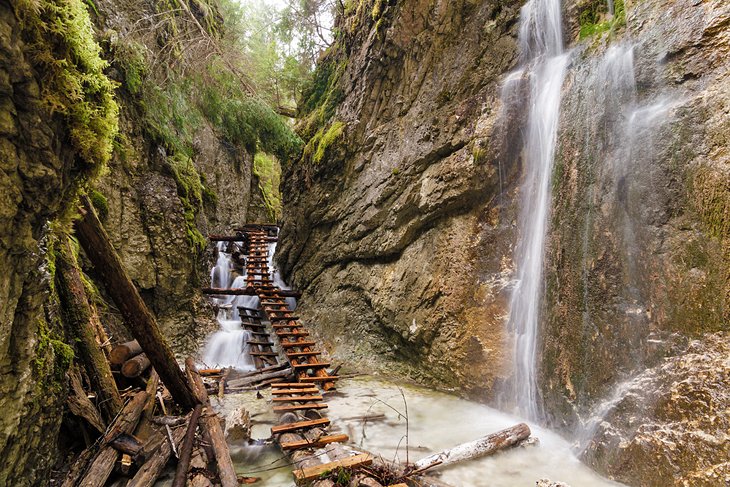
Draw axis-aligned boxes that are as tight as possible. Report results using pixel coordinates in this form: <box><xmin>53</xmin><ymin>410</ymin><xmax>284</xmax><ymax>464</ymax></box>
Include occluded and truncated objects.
<box><xmin>0</xmin><ymin>0</ymin><xmax>727</xmax><ymax>486</ymax></box>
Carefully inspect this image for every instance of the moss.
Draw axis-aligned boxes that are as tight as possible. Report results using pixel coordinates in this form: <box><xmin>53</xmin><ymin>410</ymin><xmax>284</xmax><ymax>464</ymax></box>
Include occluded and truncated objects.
<box><xmin>112</xmin><ymin>38</ymin><xmax>147</xmax><ymax>95</ymax></box>
<box><xmin>14</xmin><ymin>0</ymin><xmax>119</xmax><ymax>172</ymax></box>
<box><xmin>253</xmin><ymin>152</ymin><xmax>282</xmax><ymax>222</ymax></box>
<box><xmin>167</xmin><ymin>155</ymin><xmax>208</xmax><ymax>252</ymax></box>
<box><xmin>372</xmin><ymin>0</ymin><xmax>385</xmax><ymax>20</ymax></box>
<box><xmin>391</xmin><ymin>167</ymin><xmax>400</xmax><ymax>176</ymax></box>
<box><xmin>88</xmin><ymin>188</ymin><xmax>109</xmax><ymax>221</ymax></box>
<box><xmin>578</xmin><ymin>0</ymin><xmax>625</xmax><ymax>40</ymax></box>
<box><xmin>313</xmin><ymin>121</ymin><xmax>345</xmax><ymax>164</ymax></box>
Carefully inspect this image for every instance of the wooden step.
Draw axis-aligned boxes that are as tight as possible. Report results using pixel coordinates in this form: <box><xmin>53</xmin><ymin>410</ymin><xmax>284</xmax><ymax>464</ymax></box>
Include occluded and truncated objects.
<box><xmin>287</xmin><ymin>351</ymin><xmax>322</xmax><ymax>358</ymax></box>
<box><xmin>281</xmin><ymin>341</ymin><xmax>316</xmax><ymax>348</ymax></box>
<box><xmin>293</xmin><ymin>362</ymin><xmax>330</xmax><ymax>370</ymax></box>
<box><xmin>261</xmin><ymin>300</ymin><xmax>287</xmax><ymax>305</ymax></box>
<box><xmin>271</xmin><ymin>382</ymin><xmax>314</xmax><ymax>388</ymax></box>
<box><xmin>271</xmin><ymin>418</ymin><xmax>330</xmax><ymax>435</ymax></box>
<box><xmin>299</xmin><ymin>376</ymin><xmax>339</xmax><ymax>383</ymax></box>
<box><xmin>272</xmin><ymin>403</ymin><xmax>328</xmax><ymax>413</ymax></box>
<box><xmin>273</xmin><ymin>324</ymin><xmax>299</xmax><ymax>329</ymax></box>
<box><xmin>280</xmin><ymin>434</ymin><xmax>349</xmax><ymax>451</ymax></box>
<box><xmin>271</xmin><ymin>395</ymin><xmax>323</xmax><ymax>403</ymax></box>
<box><xmin>276</xmin><ymin>331</ymin><xmax>310</xmax><ymax>337</ymax></box>
<box><xmin>242</xmin><ymin>323</ymin><xmax>266</xmax><ymax>329</ymax></box>
<box><xmin>271</xmin><ymin>388</ymin><xmax>319</xmax><ymax>395</ymax></box>
<box><xmin>247</xmin><ymin>340</ymin><xmax>274</xmax><ymax>346</ymax></box>
<box><xmin>270</xmin><ymin>316</ymin><xmax>300</xmax><ymax>322</ymax></box>
<box><xmin>293</xmin><ymin>454</ymin><xmax>372</xmax><ymax>483</ymax></box>
<box><xmin>249</xmin><ymin>351</ymin><xmax>278</xmax><ymax>357</ymax></box>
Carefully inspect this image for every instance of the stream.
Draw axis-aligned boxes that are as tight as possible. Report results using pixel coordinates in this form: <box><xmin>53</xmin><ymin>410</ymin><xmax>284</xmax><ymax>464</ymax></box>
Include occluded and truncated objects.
<box><xmin>216</xmin><ymin>377</ymin><xmax>623</xmax><ymax>487</ymax></box>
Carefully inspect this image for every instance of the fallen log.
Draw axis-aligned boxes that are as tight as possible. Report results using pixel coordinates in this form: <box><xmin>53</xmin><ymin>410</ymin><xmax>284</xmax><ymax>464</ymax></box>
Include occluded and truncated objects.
<box><xmin>202</xmin><ymin>287</ymin><xmax>301</xmax><ymax>298</ymax></box>
<box><xmin>122</xmin><ymin>353</ymin><xmax>152</xmax><ymax>378</ymax></box>
<box><xmin>127</xmin><ymin>423</ymin><xmax>187</xmax><ymax>487</ymax></box>
<box><xmin>56</xmin><ymin>237</ymin><xmax>123</xmax><ymax>422</ymax></box>
<box><xmin>109</xmin><ymin>433</ymin><xmax>143</xmax><ymax>458</ymax></box>
<box><xmin>76</xmin><ymin>391</ymin><xmax>148</xmax><ymax>487</ymax></box>
<box><xmin>75</xmin><ymin>195</ymin><xmax>196</xmax><ymax>410</ymax></box>
<box><xmin>185</xmin><ymin>358</ymin><xmax>238</xmax><ymax>487</ymax></box>
<box><xmin>110</xmin><ymin>340</ymin><xmax>143</xmax><ymax>366</ymax></box>
<box><xmin>226</xmin><ymin>368</ymin><xmax>293</xmax><ymax>389</ymax></box>
<box><xmin>411</xmin><ymin>423</ymin><xmax>531</xmax><ymax>472</ymax></box>
<box><xmin>172</xmin><ymin>403</ymin><xmax>203</xmax><ymax>487</ymax></box>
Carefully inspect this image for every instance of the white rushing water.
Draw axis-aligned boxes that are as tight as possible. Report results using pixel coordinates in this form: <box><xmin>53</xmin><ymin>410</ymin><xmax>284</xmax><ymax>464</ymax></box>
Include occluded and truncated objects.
<box><xmin>222</xmin><ymin>377</ymin><xmax>623</xmax><ymax>486</ymax></box>
<box><xmin>499</xmin><ymin>0</ymin><xmax>570</xmax><ymax>420</ymax></box>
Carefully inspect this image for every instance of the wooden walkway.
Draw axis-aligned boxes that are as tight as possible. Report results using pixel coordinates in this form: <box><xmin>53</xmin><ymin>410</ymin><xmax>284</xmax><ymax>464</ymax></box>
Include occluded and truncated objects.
<box><xmin>207</xmin><ymin>226</ymin><xmax>371</xmax><ymax>484</ymax></box>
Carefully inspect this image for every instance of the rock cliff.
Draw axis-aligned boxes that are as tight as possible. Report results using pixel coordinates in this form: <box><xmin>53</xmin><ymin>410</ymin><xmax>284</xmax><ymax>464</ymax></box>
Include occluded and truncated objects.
<box><xmin>279</xmin><ymin>0</ymin><xmax>729</xmax><ymax>484</ymax></box>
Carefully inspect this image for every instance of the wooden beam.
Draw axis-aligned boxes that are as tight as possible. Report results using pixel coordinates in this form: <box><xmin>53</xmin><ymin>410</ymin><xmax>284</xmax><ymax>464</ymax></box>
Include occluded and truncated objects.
<box><xmin>281</xmin><ymin>434</ymin><xmax>349</xmax><ymax>451</ymax></box>
<box><xmin>271</xmin><ymin>418</ymin><xmax>330</xmax><ymax>434</ymax></box>
<box><xmin>293</xmin><ymin>453</ymin><xmax>372</xmax><ymax>483</ymax></box>
<box><xmin>75</xmin><ymin>196</ymin><xmax>196</xmax><ymax>410</ymax></box>
<box><xmin>271</xmin><ymin>395</ymin><xmax>323</xmax><ymax>402</ymax></box>
<box><xmin>202</xmin><ymin>288</ymin><xmax>301</xmax><ymax>298</ymax></box>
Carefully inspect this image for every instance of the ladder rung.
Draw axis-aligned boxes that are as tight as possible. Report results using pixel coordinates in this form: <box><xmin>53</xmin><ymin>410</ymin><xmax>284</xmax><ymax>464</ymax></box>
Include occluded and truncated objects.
<box><xmin>270</xmin><ymin>316</ymin><xmax>300</xmax><ymax>322</ymax></box>
<box><xmin>271</xmin><ymin>395</ymin><xmax>323</xmax><ymax>403</ymax></box>
<box><xmin>270</xmin><ymin>418</ymin><xmax>330</xmax><ymax>434</ymax></box>
<box><xmin>292</xmin><ymin>362</ymin><xmax>330</xmax><ymax>370</ymax></box>
<box><xmin>272</xmin><ymin>403</ymin><xmax>328</xmax><ymax>412</ymax></box>
<box><xmin>281</xmin><ymin>341</ymin><xmax>316</xmax><ymax>348</ymax></box>
<box><xmin>299</xmin><ymin>376</ymin><xmax>339</xmax><ymax>383</ymax></box>
<box><xmin>247</xmin><ymin>340</ymin><xmax>274</xmax><ymax>346</ymax></box>
<box><xmin>281</xmin><ymin>434</ymin><xmax>349</xmax><ymax>451</ymax></box>
<box><xmin>271</xmin><ymin>388</ymin><xmax>319</xmax><ymax>395</ymax></box>
<box><xmin>276</xmin><ymin>331</ymin><xmax>310</xmax><ymax>337</ymax></box>
<box><xmin>249</xmin><ymin>351</ymin><xmax>278</xmax><ymax>356</ymax></box>
<box><xmin>271</xmin><ymin>383</ymin><xmax>314</xmax><ymax>388</ymax></box>
<box><xmin>286</xmin><ymin>351</ymin><xmax>321</xmax><ymax>357</ymax></box>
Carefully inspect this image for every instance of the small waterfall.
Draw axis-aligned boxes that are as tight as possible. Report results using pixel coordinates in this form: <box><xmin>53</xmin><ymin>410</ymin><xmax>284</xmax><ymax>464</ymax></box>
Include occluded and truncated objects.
<box><xmin>211</xmin><ymin>241</ymin><xmax>232</xmax><ymax>288</ymax></box>
<box><xmin>498</xmin><ymin>0</ymin><xmax>570</xmax><ymax>420</ymax></box>
<box><xmin>202</xmin><ymin>310</ymin><xmax>255</xmax><ymax>370</ymax></box>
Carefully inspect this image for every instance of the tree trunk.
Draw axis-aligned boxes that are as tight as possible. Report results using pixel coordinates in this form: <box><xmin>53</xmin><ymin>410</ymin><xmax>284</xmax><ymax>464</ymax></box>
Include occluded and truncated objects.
<box><xmin>172</xmin><ymin>404</ymin><xmax>203</xmax><ymax>487</ymax></box>
<box><xmin>76</xmin><ymin>391</ymin><xmax>149</xmax><ymax>487</ymax></box>
<box><xmin>75</xmin><ymin>195</ymin><xmax>195</xmax><ymax>410</ymax></box>
<box><xmin>412</xmin><ymin>423</ymin><xmax>531</xmax><ymax>471</ymax></box>
<box><xmin>56</xmin><ymin>236</ymin><xmax>123</xmax><ymax>422</ymax></box>
<box><xmin>127</xmin><ymin>424</ymin><xmax>187</xmax><ymax>487</ymax></box>
<box><xmin>184</xmin><ymin>358</ymin><xmax>239</xmax><ymax>487</ymax></box>
<box><xmin>66</xmin><ymin>366</ymin><xmax>106</xmax><ymax>434</ymax></box>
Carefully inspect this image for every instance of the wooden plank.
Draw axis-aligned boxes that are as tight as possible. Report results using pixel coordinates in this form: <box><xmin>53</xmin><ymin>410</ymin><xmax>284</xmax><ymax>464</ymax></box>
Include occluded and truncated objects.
<box><xmin>271</xmin><ymin>395</ymin><xmax>323</xmax><ymax>403</ymax></box>
<box><xmin>270</xmin><ymin>316</ymin><xmax>300</xmax><ymax>322</ymax></box>
<box><xmin>249</xmin><ymin>351</ymin><xmax>278</xmax><ymax>357</ymax></box>
<box><xmin>271</xmin><ymin>388</ymin><xmax>319</xmax><ymax>395</ymax></box>
<box><xmin>203</xmin><ymin>288</ymin><xmax>301</xmax><ymax>298</ymax></box>
<box><xmin>271</xmin><ymin>418</ymin><xmax>330</xmax><ymax>434</ymax></box>
<box><xmin>292</xmin><ymin>362</ymin><xmax>330</xmax><ymax>370</ymax></box>
<box><xmin>276</xmin><ymin>331</ymin><xmax>310</xmax><ymax>337</ymax></box>
<box><xmin>292</xmin><ymin>454</ymin><xmax>372</xmax><ymax>483</ymax></box>
<box><xmin>272</xmin><ymin>403</ymin><xmax>328</xmax><ymax>412</ymax></box>
<box><xmin>281</xmin><ymin>341</ymin><xmax>316</xmax><ymax>348</ymax></box>
<box><xmin>247</xmin><ymin>340</ymin><xmax>274</xmax><ymax>346</ymax></box>
<box><xmin>280</xmin><ymin>434</ymin><xmax>349</xmax><ymax>451</ymax></box>
<box><xmin>286</xmin><ymin>351</ymin><xmax>322</xmax><ymax>358</ymax></box>
<box><xmin>271</xmin><ymin>383</ymin><xmax>314</xmax><ymax>388</ymax></box>
<box><xmin>299</xmin><ymin>376</ymin><xmax>339</xmax><ymax>383</ymax></box>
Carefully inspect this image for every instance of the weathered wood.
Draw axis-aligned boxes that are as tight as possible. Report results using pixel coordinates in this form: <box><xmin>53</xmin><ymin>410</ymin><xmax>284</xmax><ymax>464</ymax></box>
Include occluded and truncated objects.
<box><xmin>281</xmin><ymin>434</ymin><xmax>349</xmax><ymax>451</ymax></box>
<box><xmin>128</xmin><ymin>423</ymin><xmax>187</xmax><ymax>487</ymax></box>
<box><xmin>56</xmin><ymin>237</ymin><xmax>123</xmax><ymax>422</ymax></box>
<box><xmin>300</xmin><ymin>376</ymin><xmax>339</xmax><ymax>383</ymax></box>
<box><xmin>412</xmin><ymin>423</ymin><xmax>531</xmax><ymax>471</ymax></box>
<box><xmin>67</xmin><ymin>367</ymin><xmax>106</xmax><ymax>434</ymax></box>
<box><xmin>203</xmin><ymin>287</ymin><xmax>301</xmax><ymax>298</ymax></box>
<box><xmin>184</xmin><ymin>358</ymin><xmax>238</xmax><ymax>487</ymax></box>
<box><xmin>271</xmin><ymin>382</ymin><xmax>315</xmax><ymax>388</ymax></box>
<box><xmin>110</xmin><ymin>340</ymin><xmax>143</xmax><ymax>366</ymax></box>
<box><xmin>75</xmin><ymin>196</ymin><xmax>196</xmax><ymax>410</ymax></box>
<box><xmin>76</xmin><ymin>391</ymin><xmax>148</xmax><ymax>487</ymax></box>
<box><xmin>122</xmin><ymin>353</ymin><xmax>152</xmax><ymax>378</ymax></box>
<box><xmin>226</xmin><ymin>368</ymin><xmax>293</xmax><ymax>388</ymax></box>
<box><xmin>172</xmin><ymin>404</ymin><xmax>203</xmax><ymax>487</ymax></box>
<box><xmin>293</xmin><ymin>453</ymin><xmax>372</xmax><ymax>483</ymax></box>
<box><xmin>271</xmin><ymin>388</ymin><xmax>319</xmax><ymax>395</ymax></box>
<box><xmin>272</xmin><ymin>395</ymin><xmax>323</xmax><ymax>402</ymax></box>
<box><xmin>109</xmin><ymin>433</ymin><xmax>143</xmax><ymax>457</ymax></box>
<box><xmin>272</xmin><ymin>403</ymin><xmax>328</xmax><ymax>413</ymax></box>
<box><xmin>271</xmin><ymin>418</ymin><xmax>330</xmax><ymax>435</ymax></box>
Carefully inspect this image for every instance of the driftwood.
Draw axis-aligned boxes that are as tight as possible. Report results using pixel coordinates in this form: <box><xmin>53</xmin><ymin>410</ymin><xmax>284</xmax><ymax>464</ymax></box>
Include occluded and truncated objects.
<box><xmin>122</xmin><ymin>353</ymin><xmax>152</xmax><ymax>378</ymax></box>
<box><xmin>412</xmin><ymin>423</ymin><xmax>531</xmax><ymax>471</ymax></box>
<box><xmin>67</xmin><ymin>367</ymin><xmax>106</xmax><ymax>434</ymax></box>
<box><xmin>184</xmin><ymin>358</ymin><xmax>238</xmax><ymax>487</ymax></box>
<box><xmin>76</xmin><ymin>391</ymin><xmax>148</xmax><ymax>487</ymax></box>
<box><xmin>226</xmin><ymin>368</ymin><xmax>293</xmax><ymax>389</ymax></box>
<box><xmin>127</xmin><ymin>424</ymin><xmax>187</xmax><ymax>487</ymax></box>
<box><xmin>110</xmin><ymin>340</ymin><xmax>143</xmax><ymax>366</ymax></box>
<box><xmin>172</xmin><ymin>404</ymin><xmax>203</xmax><ymax>487</ymax></box>
<box><xmin>56</xmin><ymin>237</ymin><xmax>123</xmax><ymax>422</ymax></box>
<box><xmin>75</xmin><ymin>196</ymin><xmax>195</xmax><ymax>410</ymax></box>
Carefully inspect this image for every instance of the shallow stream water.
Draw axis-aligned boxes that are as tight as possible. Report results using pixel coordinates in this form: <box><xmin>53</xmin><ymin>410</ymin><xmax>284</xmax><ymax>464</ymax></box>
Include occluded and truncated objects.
<box><xmin>215</xmin><ymin>376</ymin><xmax>623</xmax><ymax>487</ymax></box>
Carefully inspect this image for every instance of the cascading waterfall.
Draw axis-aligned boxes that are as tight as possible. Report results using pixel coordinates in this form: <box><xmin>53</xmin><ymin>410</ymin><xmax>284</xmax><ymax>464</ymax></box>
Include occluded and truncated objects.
<box><xmin>498</xmin><ymin>0</ymin><xmax>570</xmax><ymax>420</ymax></box>
<box><xmin>211</xmin><ymin>241</ymin><xmax>232</xmax><ymax>288</ymax></box>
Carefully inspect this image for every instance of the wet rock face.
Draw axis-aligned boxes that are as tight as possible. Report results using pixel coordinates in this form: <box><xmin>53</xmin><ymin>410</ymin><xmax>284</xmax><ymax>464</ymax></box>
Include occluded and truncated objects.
<box><xmin>580</xmin><ymin>333</ymin><xmax>730</xmax><ymax>486</ymax></box>
<box><xmin>279</xmin><ymin>0</ymin><xmax>524</xmax><ymax>392</ymax></box>
<box><xmin>0</xmin><ymin>5</ymin><xmax>75</xmax><ymax>484</ymax></box>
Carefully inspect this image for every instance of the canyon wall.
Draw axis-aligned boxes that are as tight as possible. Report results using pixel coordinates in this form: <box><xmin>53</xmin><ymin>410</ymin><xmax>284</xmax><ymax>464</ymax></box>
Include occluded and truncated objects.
<box><xmin>279</xmin><ymin>0</ymin><xmax>729</xmax><ymax>484</ymax></box>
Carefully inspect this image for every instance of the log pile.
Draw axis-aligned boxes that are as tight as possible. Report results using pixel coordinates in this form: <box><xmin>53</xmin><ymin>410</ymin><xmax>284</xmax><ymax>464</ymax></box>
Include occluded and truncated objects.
<box><xmin>58</xmin><ymin>197</ymin><xmax>243</xmax><ymax>486</ymax></box>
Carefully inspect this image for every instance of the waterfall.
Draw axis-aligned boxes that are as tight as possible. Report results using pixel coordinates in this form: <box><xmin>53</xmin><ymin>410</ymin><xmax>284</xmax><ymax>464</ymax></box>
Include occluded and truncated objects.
<box><xmin>498</xmin><ymin>0</ymin><xmax>570</xmax><ymax>420</ymax></box>
<box><xmin>202</xmin><ymin>310</ymin><xmax>256</xmax><ymax>370</ymax></box>
<box><xmin>211</xmin><ymin>241</ymin><xmax>232</xmax><ymax>288</ymax></box>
